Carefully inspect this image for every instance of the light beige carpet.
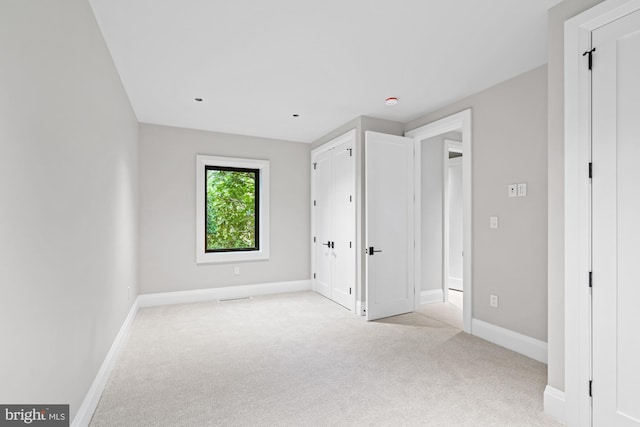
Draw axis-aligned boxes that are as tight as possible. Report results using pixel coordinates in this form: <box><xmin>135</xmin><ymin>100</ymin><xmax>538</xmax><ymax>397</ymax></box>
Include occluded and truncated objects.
<box><xmin>90</xmin><ymin>291</ymin><xmax>562</xmax><ymax>426</ymax></box>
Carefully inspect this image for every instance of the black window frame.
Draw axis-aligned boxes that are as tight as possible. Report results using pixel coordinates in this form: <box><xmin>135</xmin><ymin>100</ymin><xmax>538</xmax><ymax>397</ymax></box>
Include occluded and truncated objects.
<box><xmin>204</xmin><ymin>165</ymin><xmax>260</xmax><ymax>253</ymax></box>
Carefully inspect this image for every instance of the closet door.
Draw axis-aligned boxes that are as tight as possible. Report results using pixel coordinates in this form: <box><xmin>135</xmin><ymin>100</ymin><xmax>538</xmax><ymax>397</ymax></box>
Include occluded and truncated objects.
<box><xmin>330</xmin><ymin>142</ymin><xmax>355</xmax><ymax>309</ymax></box>
<box><xmin>311</xmin><ymin>130</ymin><xmax>356</xmax><ymax>311</ymax></box>
<box><xmin>314</xmin><ymin>150</ymin><xmax>332</xmax><ymax>299</ymax></box>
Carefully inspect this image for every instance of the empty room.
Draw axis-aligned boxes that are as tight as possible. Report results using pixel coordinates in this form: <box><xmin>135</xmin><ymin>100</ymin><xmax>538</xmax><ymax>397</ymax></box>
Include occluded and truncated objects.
<box><xmin>2</xmin><ymin>0</ymin><xmax>639</xmax><ymax>426</ymax></box>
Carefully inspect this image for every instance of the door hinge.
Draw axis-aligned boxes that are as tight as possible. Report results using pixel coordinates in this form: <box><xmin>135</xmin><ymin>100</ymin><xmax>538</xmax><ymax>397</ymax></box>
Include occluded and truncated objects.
<box><xmin>589</xmin><ymin>380</ymin><xmax>593</xmax><ymax>397</ymax></box>
<box><xmin>589</xmin><ymin>162</ymin><xmax>593</xmax><ymax>179</ymax></box>
<box><xmin>589</xmin><ymin>271</ymin><xmax>592</xmax><ymax>288</ymax></box>
<box><xmin>349</xmin><ymin>241</ymin><xmax>352</xmax><ymax>248</ymax></box>
<box><xmin>349</xmin><ymin>288</ymin><xmax>352</xmax><ymax>295</ymax></box>
<box><xmin>313</xmin><ymin>200</ymin><xmax>316</xmax><ymax>206</ymax></box>
<box><xmin>313</xmin><ymin>236</ymin><xmax>316</xmax><ymax>243</ymax></box>
<box><xmin>583</xmin><ymin>47</ymin><xmax>596</xmax><ymax>70</ymax></box>
<box><xmin>349</xmin><ymin>195</ymin><xmax>352</xmax><ymax>202</ymax></box>
<box><xmin>347</xmin><ymin>148</ymin><xmax>353</xmax><ymax>157</ymax></box>
<box><xmin>313</xmin><ymin>273</ymin><xmax>316</xmax><ymax>279</ymax></box>
<box><xmin>313</xmin><ymin>162</ymin><xmax>317</xmax><ymax>170</ymax></box>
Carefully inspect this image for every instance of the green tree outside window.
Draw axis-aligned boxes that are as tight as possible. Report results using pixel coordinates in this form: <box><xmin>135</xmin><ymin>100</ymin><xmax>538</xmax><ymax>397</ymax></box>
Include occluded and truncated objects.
<box><xmin>205</xmin><ymin>166</ymin><xmax>259</xmax><ymax>251</ymax></box>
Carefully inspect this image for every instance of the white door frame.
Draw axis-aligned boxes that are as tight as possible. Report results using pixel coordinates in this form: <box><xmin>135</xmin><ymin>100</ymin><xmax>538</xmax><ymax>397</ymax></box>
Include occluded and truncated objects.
<box><xmin>564</xmin><ymin>1</ymin><xmax>640</xmax><ymax>425</ymax></box>
<box><xmin>405</xmin><ymin>109</ymin><xmax>472</xmax><ymax>333</ymax></box>
<box><xmin>310</xmin><ymin>129</ymin><xmax>357</xmax><ymax>312</ymax></box>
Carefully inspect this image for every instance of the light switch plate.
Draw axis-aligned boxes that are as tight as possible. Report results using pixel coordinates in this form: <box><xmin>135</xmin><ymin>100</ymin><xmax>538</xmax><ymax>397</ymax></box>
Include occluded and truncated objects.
<box><xmin>518</xmin><ymin>183</ymin><xmax>527</xmax><ymax>197</ymax></box>
<box><xmin>490</xmin><ymin>216</ymin><xmax>498</xmax><ymax>229</ymax></box>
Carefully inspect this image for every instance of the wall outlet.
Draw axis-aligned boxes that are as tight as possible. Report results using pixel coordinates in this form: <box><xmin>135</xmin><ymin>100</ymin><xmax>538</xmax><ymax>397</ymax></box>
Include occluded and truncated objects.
<box><xmin>508</xmin><ymin>184</ymin><xmax>518</xmax><ymax>197</ymax></box>
<box><xmin>234</xmin><ymin>266</ymin><xmax>240</xmax><ymax>275</ymax></box>
<box><xmin>490</xmin><ymin>294</ymin><xmax>499</xmax><ymax>308</ymax></box>
<box><xmin>489</xmin><ymin>216</ymin><xmax>499</xmax><ymax>229</ymax></box>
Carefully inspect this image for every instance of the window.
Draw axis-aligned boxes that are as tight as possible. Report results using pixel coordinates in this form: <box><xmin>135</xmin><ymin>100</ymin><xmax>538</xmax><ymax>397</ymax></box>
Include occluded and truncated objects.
<box><xmin>196</xmin><ymin>156</ymin><xmax>269</xmax><ymax>263</ymax></box>
<box><xmin>205</xmin><ymin>166</ymin><xmax>259</xmax><ymax>252</ymax></box>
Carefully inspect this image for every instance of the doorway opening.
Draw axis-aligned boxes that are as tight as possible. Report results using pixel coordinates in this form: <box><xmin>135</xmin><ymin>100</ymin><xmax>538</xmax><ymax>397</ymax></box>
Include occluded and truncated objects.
<box><xmin>406</xmin><ymin>109</ymin><xmax>472</xmax><ymax>333</ymax></box>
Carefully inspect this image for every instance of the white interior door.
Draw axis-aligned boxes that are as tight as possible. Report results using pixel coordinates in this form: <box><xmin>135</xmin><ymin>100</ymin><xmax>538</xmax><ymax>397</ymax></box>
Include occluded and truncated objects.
<box><xmin>314</xmin><ymin>150</ymin><xmax>332</xmax><ymax>299</ymax></box>
<box><xmin>331</xmin><ymin>142</ymin><xmax>355</xmax><ymax>309</ymax></box>
<box><xmin>365</xmin><ymin>131</ymin><xmax>414</xmax><ymax>320</ymax></box>
<box><xmin>448</xmin><ymin>156</ymin><xmax>463</xmax><ymax>291</ymax></box>
<box><xmin>592</xmin><ymin>9</ymin><xmax>640</xmax><ymax>426</ymax></box>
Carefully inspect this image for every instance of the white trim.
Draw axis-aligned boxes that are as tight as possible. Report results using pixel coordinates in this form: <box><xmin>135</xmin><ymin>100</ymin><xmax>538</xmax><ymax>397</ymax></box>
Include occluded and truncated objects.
<box><xmin>472</xmin><ymin>318</ymin><xmax>548</xmax><ymax>364</ymax></box>
<box><xmin>71</xmin><ymin>300</ymin><xmax>139</xmax><ymax>427</ymax></box>
<box><xmin>137</xmin><ymin>280</ymin><xmax>311</xmax><ymax>307</ymax></box>
<box><xmin>406</xmin><ymin>109</ymin><xmax>473</xmax><ymax>334</ymax></box>
<box><xmin>564</xmin><ymin>1</ymin><xmax>640</xmax><ymax>425</ymax></box>
<box><xmin>420</xmin><ymin>289</ymin><xmax>444</xmax><ymax>305</ymax></box>
<box><xmin>544</xmin><ymin>385</ymin><xmax>566</xmax><ymax>424</ymax></box>
<box><xmin>195</xmin><ymin>155</ymin><xmax>270</xmax><ymax>264</ymax></box>
<box><xmin>310</xmin><ymin>129</ymin><xmax>357</xmax><ymax>157</ymax></box>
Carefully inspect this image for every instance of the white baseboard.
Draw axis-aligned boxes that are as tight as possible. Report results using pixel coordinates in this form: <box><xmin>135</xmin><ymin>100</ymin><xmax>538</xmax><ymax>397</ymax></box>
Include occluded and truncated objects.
<box><xmin>137</xmin><ymin>280</ymin><xmax>311</xmax><ymax>307</ymax></box>
<box><xmin>471</xmin><ymin>318</ymin><xmax>548</xmax><ymax>364</ymax></box>
<box><xmin>72</xmin><ymin>299</ymin><xmax>139</xmax><ymax>427</ymax></box>
<box><xmin>543</xmin><ymin>385</ymin><xmax>566</xmax><ymax>424</ymax></box>
<box><xmin>420</xmin><ymin>289</ymin><xmax>444</xmax><ymax>305</ymax></box>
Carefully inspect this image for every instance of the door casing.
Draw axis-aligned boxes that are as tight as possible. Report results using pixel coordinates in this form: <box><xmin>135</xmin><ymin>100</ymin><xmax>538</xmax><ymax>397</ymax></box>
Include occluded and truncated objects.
<box><xmin>405</xmin><ymin>109</ymin><xmax>473</xmax><ymax>334</ymax></box>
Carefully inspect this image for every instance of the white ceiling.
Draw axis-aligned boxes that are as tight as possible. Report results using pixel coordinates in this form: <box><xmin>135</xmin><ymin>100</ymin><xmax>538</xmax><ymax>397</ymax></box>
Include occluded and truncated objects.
<box><xmin>89</xmin><ymin>0</ymin><xmax>561</xmax><ymax>143</ymax></box>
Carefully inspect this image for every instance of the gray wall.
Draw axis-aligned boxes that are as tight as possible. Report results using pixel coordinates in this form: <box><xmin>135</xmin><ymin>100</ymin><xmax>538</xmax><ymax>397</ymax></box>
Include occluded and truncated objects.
<box><xmin>311</xmin><ymin>116</ymin><xmax>404</xmax><ymax>303</ymax></box>
<box><xmin>547</xmin><ymin>0</ymin><xmax>605</xmax><ymax>391</ymax></box>
<box><xmin>0</xmin><ymin>0</ymin><xmax>139</xmax><ymax>420</ymax></box>
<box><xmin>139</xmin><ymin>124</ymin><xmax>310</xmax><ymax>293</ymax></box>
<box><xmin>406</xmin><ymin>65</ymin><xmax>548</xmax><ymax>341</ymax></box>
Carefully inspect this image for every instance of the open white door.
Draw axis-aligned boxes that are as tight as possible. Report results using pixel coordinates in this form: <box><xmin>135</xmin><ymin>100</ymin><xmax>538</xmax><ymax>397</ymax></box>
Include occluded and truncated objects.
<box><xmin>591</xmin><ymin>8</ymin><xmax>640</xmax><ymax>426</ymax></box>
<box><xmin>365</xmin><ymin>131</ymin><xmax>414</xmax><ymax>320</ymax></box>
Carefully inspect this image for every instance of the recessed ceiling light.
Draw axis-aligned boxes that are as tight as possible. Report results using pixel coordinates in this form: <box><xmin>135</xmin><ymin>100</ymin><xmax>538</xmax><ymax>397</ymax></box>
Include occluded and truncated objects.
<box><xmin>385</xmin><ymin>97</ymin><xmax>398</xmax><ymax>106</ymax></box>
<box><xmin>292</xmin><ymin>114</ymin><xmax>300</xmax><ymax>117</ymax></box>
<box><xmin>194</xmin><ymin>98</ymin><xmax>203</xmax><ymax>102</ymax></box>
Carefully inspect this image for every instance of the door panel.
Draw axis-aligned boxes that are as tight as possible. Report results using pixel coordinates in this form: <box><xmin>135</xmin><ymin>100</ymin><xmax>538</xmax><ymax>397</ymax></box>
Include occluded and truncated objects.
<box><xmin>592</xmin><ymin>9</ymin><xmax>640</xmax><ymax>426</ymax></box>
<box><xmin>314</xmin><ymin>151</ymin><xmax>332</xmax><ymax>299</ymax></box>
<box><xmin>331</xmin><ymin>144</ymin><xmax>355</xmax><ymax>309</ymax></box>
<box><xmin>365</xmin><ymin>131</ymin><xmax>414</xmax><ymax>320</ymax></box>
